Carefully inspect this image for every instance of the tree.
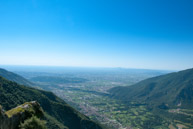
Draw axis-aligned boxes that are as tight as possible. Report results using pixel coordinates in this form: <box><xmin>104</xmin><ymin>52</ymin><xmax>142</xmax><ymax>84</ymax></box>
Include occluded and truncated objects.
<box><xmin>19</xmin><ymin>116</ymin><xmax>47</xmax><ymax>129</ymax></box>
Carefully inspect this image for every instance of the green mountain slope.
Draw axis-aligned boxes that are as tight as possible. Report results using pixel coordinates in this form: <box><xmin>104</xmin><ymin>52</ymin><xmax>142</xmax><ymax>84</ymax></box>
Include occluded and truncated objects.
<box><xmin>0</xmin><ymin>68</ymin><xmax>34</xmax><ymax>86</ymax></box>
<box><xmin>0</xmin><ymin>101</ymin><xmax>46</xmax><ymax>129</ymax></box>
<box><xmin>109</xmin><ymin>68</ymin><xmax>193</xmax><ymax>109</ymax></box>
<box><xmin>0</xmin><ymin>76</ymin><xmax>104</xmax><ymax>129</ymax></box>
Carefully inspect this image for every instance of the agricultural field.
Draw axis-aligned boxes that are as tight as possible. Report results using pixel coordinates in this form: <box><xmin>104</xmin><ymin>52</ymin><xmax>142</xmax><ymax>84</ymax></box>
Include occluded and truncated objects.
<box><xmin>53</xmin><ymin>88</ymin><xmax>169</xmax><ymax>129</ymax></box>
<box><xmin>53</xmin><ymin>86</ymin><xmax>193</xmax><ymax>129</ymax></box>
<box><xmin>12</xmin><ymin>67</ymin><xmax>192</xmax><ymax>129</ymax></box>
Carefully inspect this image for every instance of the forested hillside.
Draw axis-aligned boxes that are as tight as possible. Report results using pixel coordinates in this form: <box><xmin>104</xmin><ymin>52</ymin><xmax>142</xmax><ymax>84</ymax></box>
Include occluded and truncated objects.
<box><xmin>0</xmin><ymin>68</ymin><xmax>34</xmax><ymax>86</ymax></box>
<box><xmin>0</xmin><ymin>76</ymin><xmax>104</xmax><ymax>129</ymax></box>
<box><xmin>109</xmin><ymin>68</ymin><xmax>193</xmax><ymax>109</ymax></box>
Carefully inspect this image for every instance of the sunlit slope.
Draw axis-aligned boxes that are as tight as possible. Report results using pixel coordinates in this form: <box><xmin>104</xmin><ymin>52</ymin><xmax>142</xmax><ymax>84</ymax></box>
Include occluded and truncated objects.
<box><xmin>109</xmin><ymin>68</ymin><xmax>193</xmax><ymax>109</ymax></box>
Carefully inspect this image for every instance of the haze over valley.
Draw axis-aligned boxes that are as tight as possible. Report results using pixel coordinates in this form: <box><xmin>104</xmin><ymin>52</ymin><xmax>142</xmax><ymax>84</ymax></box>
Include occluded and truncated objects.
<box><xmin>0</xmin><ymin>0</ymin><xmax>193</xmax><ymax>129</ymax></box>
<box><xmin>1</xmin><ymin>66</ymin><xmax>193</xmax><ymax>129</ymax></box>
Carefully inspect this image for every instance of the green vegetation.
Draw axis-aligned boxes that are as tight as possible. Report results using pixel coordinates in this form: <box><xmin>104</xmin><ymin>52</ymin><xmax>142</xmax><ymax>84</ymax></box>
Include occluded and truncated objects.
<box><xmin>0</xmin><ymin>75</ymin><xmax>104</xmax><ymax>129</ymax></box>
<box><xmin>0</xmin><ymin>68</ymin><xmax>34</xmax><ymax>86</ymax></box>
<box><xmin>60</xmin><ymin>88</ymin><xmax>193</xmax><ymax>128</ymax></box>
<box><xmin>5</xmin><ymin>102</ymin><xmax>43</xmax><ymax>118</ymax></box>
<box><xmin>0</xmin><ymin>101</ymin><xmax>45</xmax><ymax>129</ymax></box>
<box><xmin>109</xmin><ymin>68</ymin><xmax>193</xmax><ymax>109</ymax></box>
<box><xmin>52</xmin><ymin>68</ymin><xmax>193</xmax><ymax>129</ymax></box>
<box><xmin>56</xmin><ymin>89</ymin><xmax>171</xmax><ymax>129</ymax></box>
<box><xmin>19</xmin><ymin>116</ymin><xmax>47</xmax><ymax>129</ymax></box>
<box><xmin>2</xmin><ymin>67</ymin><xmax>193</xmax><ymax>129</ymax></box>
<box><xmin>6</xmin><ymin>106</ymin><xmax>25</xmax><ymax>118</ymax></box>
<box><xmin>108</xmin><ymin>68</ymin><xmax>193</xmax><ymax>128</ymax></box>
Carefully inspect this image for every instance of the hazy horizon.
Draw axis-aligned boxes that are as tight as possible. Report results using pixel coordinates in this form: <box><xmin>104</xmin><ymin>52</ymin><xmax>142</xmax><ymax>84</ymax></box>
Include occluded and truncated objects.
<box><xmin>0</xmin><ymin>0</ymin><xmax>193</xmax><ymax>70</ymax></box>
<box><xmin>0</xmin><ymin>64</ymin><xmax>179</xmax><ymax>72</ymax></box>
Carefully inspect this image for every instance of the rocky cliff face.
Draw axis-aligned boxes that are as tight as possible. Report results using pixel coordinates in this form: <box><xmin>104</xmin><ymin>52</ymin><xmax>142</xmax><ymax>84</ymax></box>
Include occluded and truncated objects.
<box><xmin>0</xmin><ymin>101</ymin><xmax>43</xmax><ymax>129</ymax></box>
<box><xmin>0</xmin><ymin>105</ymin><xmax>7</xmax><ymax>129</ymax></box>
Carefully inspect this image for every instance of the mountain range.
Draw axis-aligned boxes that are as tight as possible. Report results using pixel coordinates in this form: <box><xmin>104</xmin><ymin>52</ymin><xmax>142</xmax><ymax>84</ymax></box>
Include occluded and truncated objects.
<box><xmin>0</xmin><ymin>68</ymin><xmax>104</xmax><ymax>129</ymax></box>
<box><xmin>109</xmin><ymin>68</ymin><xmax>193</xmax><ymax>109</ymax></box>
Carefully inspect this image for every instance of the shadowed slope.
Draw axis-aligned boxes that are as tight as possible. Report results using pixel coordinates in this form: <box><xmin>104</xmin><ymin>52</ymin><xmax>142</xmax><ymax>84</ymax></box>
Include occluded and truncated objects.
<box><xmin>0</xmin><ymin>68</ymin><xmax>34</xmax><ymax>86</ymax></box>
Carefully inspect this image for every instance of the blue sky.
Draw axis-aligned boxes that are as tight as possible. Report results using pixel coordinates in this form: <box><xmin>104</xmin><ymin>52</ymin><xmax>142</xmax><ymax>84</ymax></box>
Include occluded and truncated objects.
<box><xmin>0</xmin><ymin>0</ymin><xmax>193</xmax><ymax>70</ymax></box>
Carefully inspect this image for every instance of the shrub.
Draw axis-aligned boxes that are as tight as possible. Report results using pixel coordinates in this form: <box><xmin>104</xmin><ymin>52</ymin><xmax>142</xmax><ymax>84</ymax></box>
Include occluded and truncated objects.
<box><xmin>19</xmin><ymin>116</ymin><xmax>47</xmax><ymax>129</ymax></box>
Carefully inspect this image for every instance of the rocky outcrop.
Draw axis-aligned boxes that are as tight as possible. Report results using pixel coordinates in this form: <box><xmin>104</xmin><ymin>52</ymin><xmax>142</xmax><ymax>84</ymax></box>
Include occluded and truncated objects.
<box><xmin>0</xmin><ymin>105</ymin><xmax>8</xmax><ymax>129</ymax></box>
<box><xmin>0</xmin><ymin>101</ymin><xmax>43</xmax><ymax>129</ymax></box>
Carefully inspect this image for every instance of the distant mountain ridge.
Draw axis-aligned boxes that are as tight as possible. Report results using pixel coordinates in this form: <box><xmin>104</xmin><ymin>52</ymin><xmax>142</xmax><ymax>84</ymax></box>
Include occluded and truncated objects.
<box><xmin>0</xmin><ymin>68</ymin><xmax>34</xmax><ymax>86</ymax></box>
<box><xmin>0</xmin><ymin>68</ymin><xmax>104</xmax><ymax>129</ymax></box>
<box><xmin>109</xmin><ymin>68</ymin><xmax>193</xmax><ymax>109</ymax></box>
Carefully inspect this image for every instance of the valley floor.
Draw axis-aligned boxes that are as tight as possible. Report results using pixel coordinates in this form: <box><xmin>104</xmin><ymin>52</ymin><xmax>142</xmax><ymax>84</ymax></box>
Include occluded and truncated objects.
<box><xmin>53</xmin><ymin>87</ymin><xmax>193</xmax><ymax>129</ymax></box>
